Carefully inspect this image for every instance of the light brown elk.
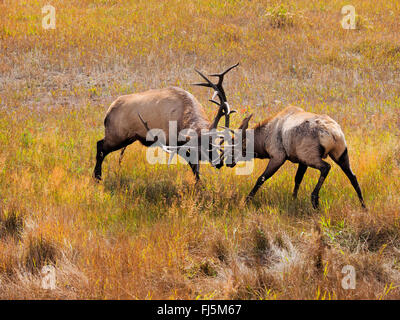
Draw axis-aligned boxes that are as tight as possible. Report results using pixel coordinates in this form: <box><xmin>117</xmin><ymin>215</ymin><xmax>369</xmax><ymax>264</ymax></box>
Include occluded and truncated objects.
<box><xmin>223</xmin><ymin>106</ymin><xmax>366</xmax><ymax>209</ymax></box>
<box><xmin>93</xmin><ymin>64</ymin><xmax>239</xmax><ymax>182</ymax></box>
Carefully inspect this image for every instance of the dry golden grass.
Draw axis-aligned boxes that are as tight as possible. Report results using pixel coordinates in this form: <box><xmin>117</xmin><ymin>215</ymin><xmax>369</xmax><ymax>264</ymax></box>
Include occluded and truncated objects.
<box><xmin>0</xmin><ymin>0</ymin><xmax>399</xmax><ymax>299</ymax></box>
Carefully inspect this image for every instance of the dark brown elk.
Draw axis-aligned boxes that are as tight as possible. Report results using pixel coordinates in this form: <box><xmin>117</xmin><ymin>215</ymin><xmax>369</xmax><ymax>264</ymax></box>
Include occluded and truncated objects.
<box><xmin>93</xmin><ymin>64</ymin><xmax>239</xmax><ymax>182</ymax></box>
<box><xmin>223</xmin><ymin>106</ymin><xmax>366</xmax><ymax>209</ymax></box>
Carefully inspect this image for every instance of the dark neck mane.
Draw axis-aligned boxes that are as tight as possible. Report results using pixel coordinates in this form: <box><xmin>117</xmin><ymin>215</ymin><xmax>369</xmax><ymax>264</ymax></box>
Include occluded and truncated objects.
<box><xmin>253</xmin><ymin>117</ymin><xmax>272</xmax><ymax>130</ymax></box>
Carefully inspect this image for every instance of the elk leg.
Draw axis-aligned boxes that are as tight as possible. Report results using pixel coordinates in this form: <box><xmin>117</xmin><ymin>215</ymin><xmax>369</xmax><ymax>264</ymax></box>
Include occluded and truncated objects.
<box><xmin>119</xmin><ymin>147</ymin><xmax>127</xmax><ymax>166</ymax></box>
<box><xmin>332</xmin><ymin>149</ymin><xmax>366</xmax><ymax>208</ymax></box>
<box><xmin>189</xmin><ymin>162</ymin><xmax>200</xmax><ymax>182</ymax></box>
<box><xmin>186</xmin><ymin>149</ymin><xmax>200</xmax><ymax>183</ymax></box>
<box><xmin>94</xmin><ymin>139</ymin><xmax>110</xmax><ymax>181</ymax></box>
<box><xmin>293</xmin><ymin>163</ymin><xmax>308</xmax><ymax>199</ymax></box>
<box><xmin>94</xmin><ymin>137</ymin><xmax>135</xmax><ymax>181</ymax></box>
<box><xmin>310</xmin><ymin>161</ymin><xmax>331</xmax><ymax>209</ymax></box>
<box><xmin>246</xmin><ymin>157</ymin><xmax>285</xmax><ymax>203</ymax></box>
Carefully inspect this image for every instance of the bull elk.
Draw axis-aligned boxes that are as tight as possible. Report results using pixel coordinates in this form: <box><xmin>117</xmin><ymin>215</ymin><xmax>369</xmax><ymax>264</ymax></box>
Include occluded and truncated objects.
<box><xmin>93</xmin><ymin>63</ymin><xmax>239</xmax><ymax>182</ymax></box>
<box><xmin>223</xmin><ymin>106</ymin><xmax>366</xmax><ymax>209</ymax></box>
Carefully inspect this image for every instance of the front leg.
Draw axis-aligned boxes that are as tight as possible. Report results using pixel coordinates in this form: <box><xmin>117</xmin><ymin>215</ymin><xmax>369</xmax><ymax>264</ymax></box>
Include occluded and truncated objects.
<box><xmin>246</xmin><ymin>157</ymin><xmax>286</xmax><ymax>203</ymax></box>
<box><xmin>189</xmin><ymin>162</ymin><xmax>200</xmax><ymax>183</ymax></box>
<box><xmin>186</xmin><ymin>148</ymin><xmax>200</xmax><ymax>183</ymax></box>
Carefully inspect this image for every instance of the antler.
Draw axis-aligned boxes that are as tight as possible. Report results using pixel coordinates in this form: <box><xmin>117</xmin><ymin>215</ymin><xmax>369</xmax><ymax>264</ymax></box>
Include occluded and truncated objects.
<box><xmin>138</xmin><ymin>113</ymin><xmax>212</xmax><ymax>166</ymax></box>
<box><xmin>208</xmin><ymin>62</ymin><xmax>239</xmax><ymax>102</ymax></box>
<box><xmin>138</xmin><ymin>113</ymin><xmax>181</xmax><ymax>165</ymax></box>
<box><xmin>193</xmin><ymin>63</ymin><xmax>239</xmax><ymax>129</ymax></box>
<box><xmin>219</xmin><ymin>114</ymin><xmax>254</xmax><ymax>165</ymax></box>
<box><xmin>138</xmin><ymin>113</ymin><xmax>155</xmax><ymax>139</ymax></box>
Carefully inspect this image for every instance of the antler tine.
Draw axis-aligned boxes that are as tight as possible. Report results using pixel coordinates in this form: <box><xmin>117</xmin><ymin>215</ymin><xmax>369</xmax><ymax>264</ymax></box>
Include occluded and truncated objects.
<box><xmin>138</xmin><ymin>113</ymin><xmax>151</xmax><ymax>132</ymax></box>
<box><xmin>192</xmin><ymin>82</ymin><xmax>213</xmax><ymax>88</ymax></box>
<box><xmin>218</xmin><ymin>125</ymin><xmax>236</xmax><ymax>135</ymax></box>
<box><xmin>209</xmin><ymin>99</ymin><xmax>221</xmax><ymax>107</ymax></box>
<box><xmin>193</xmin><ymin>69</ymin><xmax>218</xmax><ymax>90</ymax></box>
<box><xmin>208</xmin><ymin>62</ymin><xmax>239</xmax><ymax>85</ymax></box>
<box><xmin>138</xmin><ymin>113</ymin><xmax>158</xmax><ymax>143</ymax></box>
<box><xmin>209</xmin><ymin>62</ymin><xmax>239</xmax><ymax>77</ymax></box>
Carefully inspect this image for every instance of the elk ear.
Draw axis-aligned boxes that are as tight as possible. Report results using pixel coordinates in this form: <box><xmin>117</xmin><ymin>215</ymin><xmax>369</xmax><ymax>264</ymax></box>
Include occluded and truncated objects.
<box><xmin>238</xmin><ymin>114</ymin><xmax>253</xmax><ymax>131</ymax></box>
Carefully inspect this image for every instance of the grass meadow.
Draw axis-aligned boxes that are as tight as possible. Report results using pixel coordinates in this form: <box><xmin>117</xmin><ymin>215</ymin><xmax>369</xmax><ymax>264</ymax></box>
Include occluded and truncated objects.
<box><xmin>0</xmin><ymin>0</ymin><xmax>399</xmax><ymax>299</ymax></box>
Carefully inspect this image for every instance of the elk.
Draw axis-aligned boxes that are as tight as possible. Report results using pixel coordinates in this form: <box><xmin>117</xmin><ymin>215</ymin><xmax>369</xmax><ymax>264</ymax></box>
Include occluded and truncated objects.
<box><xmin>93</xmin><ymin>64</ymin><xmax>239</xmax><ymax>182</ymax></box>
<box><xmin>222</xmin><ymin>106</ymin><xmax>366</xmax><ymax>209</ymax></box>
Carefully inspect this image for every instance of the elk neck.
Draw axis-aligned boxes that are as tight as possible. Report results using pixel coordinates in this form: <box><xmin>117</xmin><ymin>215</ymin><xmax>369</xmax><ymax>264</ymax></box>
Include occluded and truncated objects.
<box><xmin>251</xmin><ymin>123</ymin><xmax>271</xmax><ymax>159</ymax></box>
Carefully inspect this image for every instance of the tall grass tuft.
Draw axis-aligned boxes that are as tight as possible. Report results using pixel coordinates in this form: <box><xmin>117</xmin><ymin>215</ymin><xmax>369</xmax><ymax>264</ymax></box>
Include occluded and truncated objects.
<box><xmin>24</xmin><ymin>236</ymin><xmax>58</xmax><ymax>274</ymax></box>
<box><xmin>0</xmin><ymin>204</ymin><xmax>24</xmax><ymax>240</ymax></box>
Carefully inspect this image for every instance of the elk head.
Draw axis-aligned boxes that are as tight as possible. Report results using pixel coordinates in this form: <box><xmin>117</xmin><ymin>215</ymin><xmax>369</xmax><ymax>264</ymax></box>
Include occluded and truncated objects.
<box><xmin>222</xmin><ymin>114</ymin><xmax>253</xmax><ymax>168</ymax></box>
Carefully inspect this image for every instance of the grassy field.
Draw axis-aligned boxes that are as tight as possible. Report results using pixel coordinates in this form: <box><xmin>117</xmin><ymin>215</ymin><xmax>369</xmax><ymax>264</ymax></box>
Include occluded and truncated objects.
<box><xmin>0</xmin><ymin>0</ymin><xmax>399</xmax><ymax>299</ymax></box>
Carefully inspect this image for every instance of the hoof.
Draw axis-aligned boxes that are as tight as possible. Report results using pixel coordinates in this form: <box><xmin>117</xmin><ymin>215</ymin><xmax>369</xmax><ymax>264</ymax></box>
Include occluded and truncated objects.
<box><xmin>311</xmin><ymin>195</ymin><xmax>319</xmax><ymax>209</ymax></box>
<box><xmin>215</xmin><ymin>163</ymin><xmax>223</xmax><ymax>170</ymax></box>
<box><xmin>361</xmin><ymin>202</ymin><xmax>368</xmax><ymax>211</ymax></box>
<box><xmin>93</xmin><ymin>172</ymin><xmax>102</xmax><ymax>182</ymax></box>
<box><xmin>245</xmin><ymin>195</ymin><xmax>253</xmax><ymax>205</ymax></box>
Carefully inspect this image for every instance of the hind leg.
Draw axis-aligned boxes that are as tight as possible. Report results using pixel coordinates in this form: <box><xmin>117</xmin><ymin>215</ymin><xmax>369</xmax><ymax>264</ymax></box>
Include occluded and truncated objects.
<box><xmin>332</xmin><ymin>149</ymin><xmax>365</xmax><ymax>208</ymax></box>
<box><xmin>94</xmin><ymin>139</ymin><xmax>109</xmax><ymax>181</ymax></box>
<box><xmin>93</xmin><ymin>137</ymin><xmax>136</xmax><ymax>181</ymax></box>
<box><xmin>296</xmin><ymin>142</ymin><xmax>331</xmax><ymax>209</ymax></box>
<box><xmin>310</xmin><ymin>161</ymin><xmax>331</xmax><ymax>209</ymax></box>
<box><xmin>293</xmin><ymin>163</ymin><xmax>308</xmax><ymax>199</ymax></box>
